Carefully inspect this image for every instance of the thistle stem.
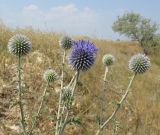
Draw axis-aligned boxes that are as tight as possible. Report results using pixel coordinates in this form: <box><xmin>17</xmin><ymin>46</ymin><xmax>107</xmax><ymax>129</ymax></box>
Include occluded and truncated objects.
<box><xmin>71</xmin><ymin>71</ymin><xmax>79</xmax><ymax>97</ymax></box>
<box><xmin>58</xmin><ymin>71</ymin><xmax>78</xmax><ymax>135</ymax></box>
<box><xmin>67</xmin><ymin>72</ymin><xmax>77</xmax><ymax>88</ymax></box>
<box><xmin>96</xmin><ymin>74</ymin><xmax>136</xmax><ymax>135</ymax></box>
<box><xmin>28</xmin><ymin>82</ymin><xmax>49</xmax><ymax>135</ymax></box>
<box><xmin>59</xmin><ymin>71</ymin><xmax>79</xmax><ymax>135</ymax></box>
<box><xmin>61</xmin><ymin>51</ymin><xmax>66</xmax><ymax>89</ymax></box>
<box><xmin>99</xmin><ymin>66</ymin><xmax>108</xmax><ymax>126</ymax></box>
<box><xmin>18</xmin><ymin>56</ymin><xmax>26</xmax><ymax>135</ymax></box>
<box><xmin>104</xmin><ymin>66</ymin><xmax>108</xmax><ymax>82</ymax></box>
<box><xmin>55</xmin><ymin>51</ymin><xmax>66</xmax><ymax>135</ymax></box>
<box><xmin>58</xmin><ymin>111</ymin><xmax>69</xmax><ymax>135</ymax></box>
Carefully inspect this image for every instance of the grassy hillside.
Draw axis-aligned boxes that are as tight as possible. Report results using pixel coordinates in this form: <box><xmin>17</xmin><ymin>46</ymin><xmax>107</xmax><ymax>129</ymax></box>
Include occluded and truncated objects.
<box><xmin>0</xmin><ymin>23</ymin><xmax>160</xmax><ymax>135</ymax></box>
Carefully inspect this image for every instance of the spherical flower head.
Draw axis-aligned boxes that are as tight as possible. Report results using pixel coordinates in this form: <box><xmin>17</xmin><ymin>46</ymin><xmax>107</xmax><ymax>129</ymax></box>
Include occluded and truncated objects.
<box><xmin>43</xmin><ymin>69</ymin><xmax>58</xmax><ymax>82</ymax></box>
<box><xmin>8</xmin><ymin>34</ymin><xmax>32</xmax><ymax>57</ymax></box>
<box><xmin>68</xmin><ymin>40</ymin><xmax>98</xmax><ymax>71</ymax></box>
<box><xmin>59</xmin><ymin>36</ymin><xmax>73</xmax><ymax>50</ymax></box>
<box><xmin>102</xmin><ymin>54</ymin><xmax>115</xmax><ymax>66</ymax></box>
<box><xmin>129</xmin><ymin>53</ymin><xmax>150</xmax><ymax>74</ymax></box>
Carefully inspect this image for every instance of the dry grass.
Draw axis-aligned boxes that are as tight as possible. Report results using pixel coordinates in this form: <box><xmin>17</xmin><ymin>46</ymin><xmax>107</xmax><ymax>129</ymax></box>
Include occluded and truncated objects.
<box><xmin>0</xmin><ymin>22</ymin><xmax>160</xmax><ymax>135</ymax></box>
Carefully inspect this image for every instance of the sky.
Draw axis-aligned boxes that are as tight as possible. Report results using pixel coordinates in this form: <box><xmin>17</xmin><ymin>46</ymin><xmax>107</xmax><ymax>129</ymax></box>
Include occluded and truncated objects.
<box><xmin>0</xmin><ymin>0</ymin><xmax>160</xmax><ymax>40</ymax></box>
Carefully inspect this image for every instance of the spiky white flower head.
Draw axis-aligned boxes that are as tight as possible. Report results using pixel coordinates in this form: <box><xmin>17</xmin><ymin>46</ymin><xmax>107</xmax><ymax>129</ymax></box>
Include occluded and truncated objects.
<box><xmin>8</xmin><ymin>34</ymin><xmax>32</xmax><ymax>57</ymax></box>
<box><xmin>102</xmin><ymin>54</ymin><xmax>115</xmax><ymax>66</ymax></box>
<box><xmin>129</xmin><ymin>54</ymin><xmax>150</xmax><ymax>74</ymax></box>
<box><xmin>59</xmin><ymin>36</ymin><xmax>73</xmax><ymax>50</ymax></box>
<box><xmin>43</xmin><ymin>69</ymin><xmax>58</xmax><ymax>82</ymax></box>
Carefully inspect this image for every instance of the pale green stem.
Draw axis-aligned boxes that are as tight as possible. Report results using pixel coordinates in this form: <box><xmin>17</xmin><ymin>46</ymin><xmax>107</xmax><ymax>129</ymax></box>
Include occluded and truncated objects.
<box><xmin>99</xmin><ymin>66</ymin><xmax>108</xmax><ymax>126</ymax></box>
<box><xmin>18</xmin><ymin>56</ymin><xmax>26</xmax><ymax>135</ymax></box>
<box><xmin>59</xmin><ymin>71</ymin><xmax>79</xmax><ymax>135</ymax></box>
<box><xmin>96</xmin><ymin>74</ymin><xmax>136</xmax><ymax>135</ymax></box>
<box><xmin>55</xmin><ymin>51</ymin><xmax>66</xmax><ymax>135</ymax></box>
<box><xmin>58</xmin><ymin>111</ymin><xmax>69</xmax><ymax>135</ymax></box>
<box><xmin>61</xmin><ymin>50</ymin><xmax>66</xmax><ymax>89</ymax></box>
<box><xmin>28</xmin><ymin>82</ymin><xmax>49</xmax><ymax>135</ymax></box>
<box><xmin>67</xmin><ymin>72</ymin><xmax>77</xmax><ymax>88</ymax></box>
<box><xmin>58</xmin><ymin>72</ymin><xmax>78</xmax><ymax>134</ymax></box>
<box><xmin>104</xmin><ymin>67</ymin><xmax>108</xmax><ymax>82</ymax></box>
<box><xmin>71</xmin><ymin>71</ymin><xmax>79</xmax><ymax>97</ymax></box>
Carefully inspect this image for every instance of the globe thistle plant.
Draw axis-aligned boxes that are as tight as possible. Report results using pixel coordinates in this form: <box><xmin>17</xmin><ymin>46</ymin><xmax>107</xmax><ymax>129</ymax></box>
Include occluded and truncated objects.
<box><xmin>96</xmin><ymin>54</ymin><xmax>151</xmax><ymax>135</ymax></box>
<box><xmin>129</xmin><ymin>53</ymin><xmax>150</xmax><ymax>74</ymax></box>
<box><xmin>43</xmin><ymin>69</ymin><xmax>58</xmax><ymax>82</ymax></box>
<box><xmin>59</xmin><ymin>36</ymin><xmax>73</xmax><ymax>50</ymax></box>
<box><xmin>97</xmin><ymin>54</ymin><xmax>115</xmax><ymax>127</ymax></box>
<box><xmin>102</xmin><ymin>54</ymin><xmax>115</xmax><ymax>66</ymax></box>
<box><xmin>7</xmin><ymin>34</ymin><xmax>32</xmax><ymax>135</ymax></box>
<box><xmin>28</xmin><ymin>69</ymin><xmax>58</xmax><ymax>134</ymax></box>
<box><xmin>8</xmin><ymin>34</ymin><xmax>32</xmax><ymax>57</ymax></box>
<box><xmin>68</xmin><ymin>40</ymin><xmax>98</xmax><ymax>71</ymax></box>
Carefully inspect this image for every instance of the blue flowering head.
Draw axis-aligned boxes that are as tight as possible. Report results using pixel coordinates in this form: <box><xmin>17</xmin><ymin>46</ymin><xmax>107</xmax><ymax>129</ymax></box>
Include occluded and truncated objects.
<box><xmin>68</xmin><ymin>40</ymin><xmax>98</xmax><ymax>71</ymax></box>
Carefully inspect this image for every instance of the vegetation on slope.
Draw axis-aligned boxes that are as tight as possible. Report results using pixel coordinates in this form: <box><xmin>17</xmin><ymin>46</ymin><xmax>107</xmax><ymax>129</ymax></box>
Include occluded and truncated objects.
<box><xmin>0</xmin><ymin>23</ymin><xmax>160</xmax><ymax>135</ymax></box>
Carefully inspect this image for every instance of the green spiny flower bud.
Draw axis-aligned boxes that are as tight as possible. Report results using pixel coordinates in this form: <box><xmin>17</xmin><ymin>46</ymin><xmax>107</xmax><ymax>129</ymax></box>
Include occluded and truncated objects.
<box><xmin>43</xmin><ymin>69</ymin><xmax>58</xmax><ymax>82</ymax></box>
<box><xmin>62</xmin><ymin>87</ymin><xmax>73</xmax><ymax>109</ymax></box>
<box><xmin>102</xmin><ymin>54</ymin><xmax>115</xmax><ymax>66</ymax></box>
<box><xmin>129</xmin><ymin>53</ymin><xmax>150</xmax><ymax>74</ymax></box>
<box><xmin>59</xmin><ymin>36</ymin><xmax>73</xmax><ymax>50</ymax></box>
<box><xmin>8</xmin><ymin>34</ymin><xmax>32</xmax><ymax>57</ymax></box>
<box><xmin>62</xmin><ymin>87</ymin><xmax>72</xmax><ymax>101</ymax></box>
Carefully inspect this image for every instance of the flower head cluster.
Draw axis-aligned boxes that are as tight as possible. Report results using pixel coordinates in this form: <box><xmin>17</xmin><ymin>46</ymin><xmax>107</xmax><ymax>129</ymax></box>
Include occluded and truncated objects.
<box><xmin>102</xmin><ymin>54</ymin><xmax>115</xmax><ymax>66</ymax></box>
<box><xmin>59</xmin><ymin>36</ymin><xmax>73</xmax><ymax>50</ymax></box>
<box><xmin>43</xmin><ymin>69</ymin><xmax>58</xmax><ymax>82</ymax></box>
<box><xmin>68</xmin><ymin>40</ymin><xmax>98</xmax><ymax>71</ymax></box>
<box><xmin>8</xmin><ymin>34</ymin><xmax>32</xmax><ymax>57</ymax></box>
<box><xmin>129</xmin><ymin>54</ymin><xmax>150</xmax><ymax>74</ymax></box>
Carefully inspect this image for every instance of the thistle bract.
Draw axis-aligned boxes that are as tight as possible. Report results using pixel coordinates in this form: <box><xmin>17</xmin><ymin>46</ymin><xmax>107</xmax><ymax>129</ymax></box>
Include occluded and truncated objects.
<box><xmin>102</xmin><ymin>54</ymin><xmax>115</xmax><ymax>66</ymax></box>
<box><xmin>68</xmin><ymin>40</ymin><xmax>98</xmax><ymax>71</ymax></box>
<box><xmin>59</xmin><ymin>36</ymin><xmax>73</xmax><ymax>50</ymax></box>
<box><xmin>43</xmin><ymin>69</ymin><xmax>58</xmax><ymax>82</ymax></box>
<box><xmin>8</xmin><ymin>34</ymin><xmax>32</xmax><ymax>57</ymax></box>
<box><xmin>129</xmin><ymin>54</ymin><xmax>150</xmax><ymax>74</ymax></box>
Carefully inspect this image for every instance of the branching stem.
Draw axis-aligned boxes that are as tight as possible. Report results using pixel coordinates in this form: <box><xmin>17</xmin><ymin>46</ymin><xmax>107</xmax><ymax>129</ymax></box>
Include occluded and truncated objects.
<box><xmin>55</xmin><ymin>51</ymin><xmax>66</xmax><ymax>135</ymax></box>
<box><xmin>96</xmin><ymin>74</ymin><xmax>136</xmax><ymax>135</ymax></box>
<box><xmin>28</xmin><ymin>83</ymin><xmax>49</xmax><ymax>135</ymax></box>
<box><xmin>59</xmin><ymin>71</ymin><xmax>79</xmax><ymax>135</ymax></box>
<box><xmin>99</xmin><ymin>67</ymin><xmax>108</xmax><ymax>126</ymax></box>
